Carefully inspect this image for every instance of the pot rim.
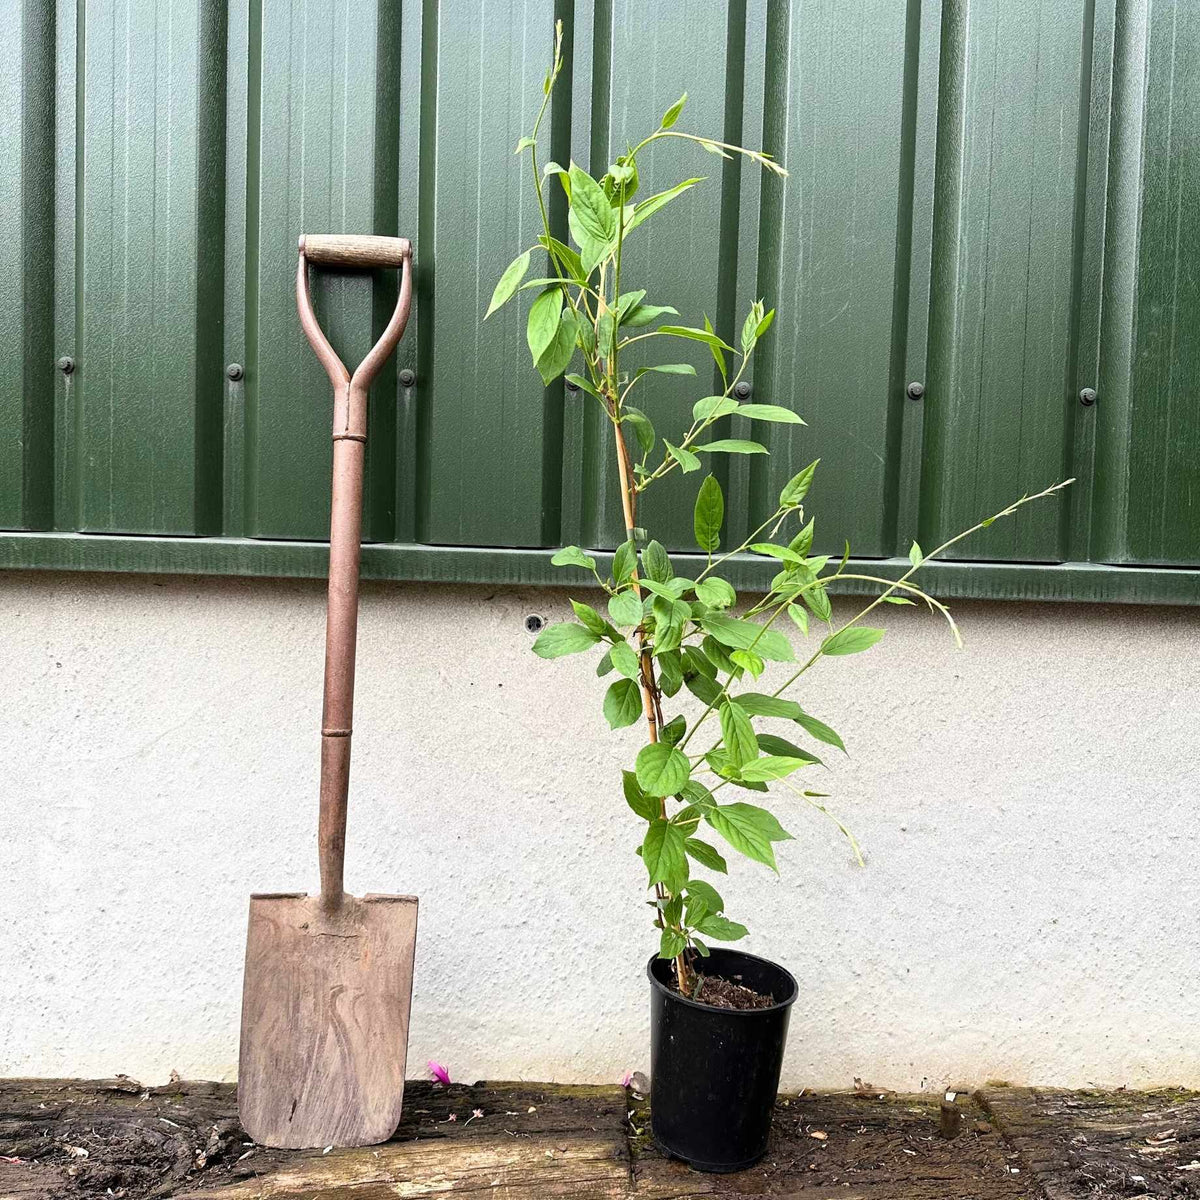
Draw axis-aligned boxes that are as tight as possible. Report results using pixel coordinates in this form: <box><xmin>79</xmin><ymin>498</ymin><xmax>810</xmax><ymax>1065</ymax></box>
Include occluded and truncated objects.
<box><xmin>646</xmin><ymin>948</ymin><xmax>798</xmax><ymax>1016</ymax></box>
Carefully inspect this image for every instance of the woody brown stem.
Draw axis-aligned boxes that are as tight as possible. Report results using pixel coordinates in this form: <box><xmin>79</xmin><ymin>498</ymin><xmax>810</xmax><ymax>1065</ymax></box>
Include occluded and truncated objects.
<box><xmin>612</xmin><ymin>410</ymin><xmax>691</xmax><ymax>994</ymax></box>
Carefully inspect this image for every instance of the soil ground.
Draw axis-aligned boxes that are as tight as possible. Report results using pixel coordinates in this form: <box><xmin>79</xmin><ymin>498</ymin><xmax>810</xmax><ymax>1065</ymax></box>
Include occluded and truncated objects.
<box><xmin>1</xmin><ymin>1076</ymin><xmax>1197</xmax><ymax>1198</ymax></box>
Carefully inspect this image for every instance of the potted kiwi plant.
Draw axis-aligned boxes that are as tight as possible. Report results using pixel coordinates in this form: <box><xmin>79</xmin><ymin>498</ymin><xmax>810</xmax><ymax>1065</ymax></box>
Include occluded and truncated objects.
<box><xmin>486</xmin><ymin>22</ymin><xmax>1069</xmax><ymax>1173</ymax></box>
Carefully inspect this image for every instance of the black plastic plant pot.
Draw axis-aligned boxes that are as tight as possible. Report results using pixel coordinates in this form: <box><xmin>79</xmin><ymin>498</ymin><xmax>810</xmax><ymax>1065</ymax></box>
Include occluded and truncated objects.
<box><xmin>647</xmin><ymin>948</ymin><xmax>797</xmax><ymax>1172</ymax></box>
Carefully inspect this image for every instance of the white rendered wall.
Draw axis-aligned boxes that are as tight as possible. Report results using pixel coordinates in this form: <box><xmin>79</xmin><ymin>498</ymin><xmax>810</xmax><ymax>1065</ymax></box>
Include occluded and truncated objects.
<box><xmin>2</xmin><ymin>570</ymin><xmax>1196</xmax><ymax>1092</ymax></box>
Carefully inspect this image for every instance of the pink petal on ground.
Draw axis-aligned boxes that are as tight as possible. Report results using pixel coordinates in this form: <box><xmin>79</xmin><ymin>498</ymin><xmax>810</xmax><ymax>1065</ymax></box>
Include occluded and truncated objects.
<box><xmin>620</xmin><ymin>1071</ymin><xmax>632</xmax><ymax>1088</ymax></box>
<box><xmin>428</xmin><ymin>1060</ymin><xmax>451</xmax><ymax>1085</ymax></box>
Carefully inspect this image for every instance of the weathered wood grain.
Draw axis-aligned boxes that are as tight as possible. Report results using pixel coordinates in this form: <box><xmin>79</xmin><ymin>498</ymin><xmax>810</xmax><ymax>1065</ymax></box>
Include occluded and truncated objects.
<box><xmin>237</xmin><ymin>893</ymin><xmax>418</xmax><ymax>1149</ymax></box>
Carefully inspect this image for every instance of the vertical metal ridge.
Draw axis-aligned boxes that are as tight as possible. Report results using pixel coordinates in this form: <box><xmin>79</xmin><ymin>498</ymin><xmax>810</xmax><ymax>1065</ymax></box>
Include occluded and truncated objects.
<box><xmin>1060</xmin><ymin>0</ymin><xmax>1101</xmax><ymax>560</ymax></box>
<box><xmin>1091</xmin><ymin>0</ymin><xmax>1147</xmax><ymax>561</ymax></box>
<box><xmin>0</xmin><ymin>0</ymin><xmax>56</xmax><ymax>531</ymax></box>
<box><xmin>919</xmin><ymin>0</ymin><xmax>967</xmax><ymax>551</ymax></box>
<box><xmin>881</xmin><ymin>0</ymin><xmax>927</xmax><ymax>554</ymax></box>
<box><xmin>538</xmin><ymin>0</ymin><xmax>577</xmax><ymax>548</ymax></box>
<box><xmin>241</xmin><ymin>0</ymin><xmax>262</xmax><ymax>536</ymax></box>
<box><xmin>193</xmin><ymin>0</ymin><xmax>229</xmax><ymax>535</ymax></box>
<box><xmin>746</xmin><ymin>0</ymin><xmax>789</xmax><ymax>527</ymax></box>
<box><xmin>366</xmin><ymin>0</ymin><xmax>401</xmax><ymax>543</ymax></box>
<box><xmin>393</xmin><ymin>0</ymin><xmax>425</xmax><ymax>543</ymax></box>
<box><xmin>412</xmin><ymin>0</ymin><xmax>439</xmax><ymax>543</ymax></box>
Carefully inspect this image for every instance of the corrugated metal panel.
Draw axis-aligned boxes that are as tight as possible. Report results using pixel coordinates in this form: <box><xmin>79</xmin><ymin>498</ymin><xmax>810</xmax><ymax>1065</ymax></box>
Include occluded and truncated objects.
<box><xmin>2</xmin><ymin>0</ymin><xmax>1197</xmax><ymax>590</ymax></box>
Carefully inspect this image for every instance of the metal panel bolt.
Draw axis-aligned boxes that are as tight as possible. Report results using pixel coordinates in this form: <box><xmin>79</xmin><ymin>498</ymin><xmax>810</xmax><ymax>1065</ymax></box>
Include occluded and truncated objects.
<box><xmin>226</xmin><ymin>363</ymin><xmax>244</xmax><ymax>381</ymax></box>
<box><xmin>398</xmin><ymin>368</ymin><xmax>416</xmax><ymax>388</ymax></box>
<box><xmin>1079</xmin><ymin>387</ymin><xmax>1097</xmax><ymax>407</ymax></box>
<box><xmin>906</xmin><ymin>381</ymin><xmax>925</xmax><ymax>401</ymax></box>
<box><xmin>734</xmin><ymin>381</ymin><xmax>752</xmax><ymax>400</ymax></box>
<box><xmin>564</xmin><ymin>378</ymin><xmax>580</xmax><ymax>392</ymax></box>
<box><xmin>58</xmin><ymin>356</ymin><xmax>75</xmax><ymax>375</ymax></box>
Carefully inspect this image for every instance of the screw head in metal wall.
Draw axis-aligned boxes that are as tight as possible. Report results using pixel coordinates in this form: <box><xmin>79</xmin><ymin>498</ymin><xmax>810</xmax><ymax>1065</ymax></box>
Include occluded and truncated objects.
<box><xmin>1079</xmin><ymin>387</ymin><xmax>1097</xmax><ymax>407</ymax></box>
<box><xmin>906</xmin><ymin>381</ymin><xmax>925</xmax><ymax>401</ymax></box>
<box><xmin>226</xmin><ymin>363</ymin><xmax>244</xmax><ymax>381</ymax></box>
<box><xmin>564</xmin><ymin>378</ymin><xmax>580</xmax><ymax>392</ymax></box>
<box><xmin>733</xmin><ymin>381</ymin><xmax>752</xmax><ymax>400</ymax></box>
<box><xmin>58</xmin><ymin>356</ymin><xmax>75</xmax><ymax>375</ymax></box>
<box><xmin>399</xmin><ymin>368</ymin><xmax>416</xmax><ymax>388</ymax></box>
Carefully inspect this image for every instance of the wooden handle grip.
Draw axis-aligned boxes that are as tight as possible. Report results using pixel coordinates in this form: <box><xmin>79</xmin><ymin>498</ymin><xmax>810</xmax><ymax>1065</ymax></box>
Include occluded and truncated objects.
<box><xmin>299</xmin><ymin>234</ymin><xmax>412</xmax><ymax>269</ymax></box>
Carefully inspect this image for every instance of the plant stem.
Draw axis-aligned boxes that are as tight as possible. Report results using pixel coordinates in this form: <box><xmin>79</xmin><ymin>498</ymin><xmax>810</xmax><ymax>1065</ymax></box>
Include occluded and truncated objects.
<box><xmin>612</xmin><ymin>413</ymin><xmax>691</xmax><ymax>993</ymax></box>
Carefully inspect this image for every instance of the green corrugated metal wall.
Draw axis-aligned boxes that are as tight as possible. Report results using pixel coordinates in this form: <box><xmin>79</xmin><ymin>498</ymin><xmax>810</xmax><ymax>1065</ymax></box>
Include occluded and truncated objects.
<box><xmin>2</xmin><ymin>0</ymin><xmax>1197</xmax><ymax>599</ymax></box>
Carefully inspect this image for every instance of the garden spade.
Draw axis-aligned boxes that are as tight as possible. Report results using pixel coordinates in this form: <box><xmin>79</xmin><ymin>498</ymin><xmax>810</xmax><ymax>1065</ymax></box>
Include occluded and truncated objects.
<box><xmin>238</xmin><ymin>234</ymin><xmax>417</xmax><ymax>1150</ymax></box>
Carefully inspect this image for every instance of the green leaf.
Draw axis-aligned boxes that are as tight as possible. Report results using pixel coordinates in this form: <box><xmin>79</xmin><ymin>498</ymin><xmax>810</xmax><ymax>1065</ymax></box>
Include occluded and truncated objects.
<box><xmin>694</xmin><ymin>914</ymin><xmax>748</xmax><ymax>941</ymax></box>
<box><xmin>551</xmin><ymin>545</ymin><xmax>596</xmax><ymax>571</ymax></box>
<box><xmin>661</xmin><ymin>91</ymin><xmax>687</xmax><ymax>128</ymax></box>
<box><xmin>626</xmin><ymin>179</ymin><xmax>702</xmax><ymax>233</ymax></box>
<box><xmin>695</xmin><ymin>439</ymin><xmax>768</xmax><ymax>455</ymax></box>
<box><xmin>756</xmin><ymin>308</ymin><xmax>776</xmax><ymax>338</ymax></box>
<box><xmin>693</xmin><ymin>475</ymin><xmax>724</xmax><ymax>553</ymax></box>
<box><xmin>741</xmin><ymin>755</ymin><xmax>810</xmax><ymax>782</ymax></box>
<box><xmin>609</xmin><ymin>639</ymin><xmax>642</xmax><ymax>681</ymax></box>
<box><xmin>884</xmin><ymin>595</ymin><xmax>916</xmax><ymax>605</ymax></box>
<box><xmin>750</xmin><ymin>542</ymin><xmax>803</xmax><ymax>563</ymax></box>
<box><xmin>729</xmin><ymin>649</ymin><xmax>763</xmax><ymax>678</ymax></box>
<box><xmin>570</xmin><ymin>599</ymin><xmax>607</xmax><ymax>635</ymax></box>
<box><xmin>536</xmin><ymin>308</ymin><xmax>577</xmax><ymax>385</ymax></box>
<box><xmin>787</xmin><ymin>603</ymin><xmax>809</xmax><ymax>635</ymax></box>
<box><xmin>607</xmin><ymin>590</ymin><xmax>644</xmax><ymax>628</ymax></box>
<box><xmin>643</xmin><ymin>540</ymin><xmax>673</xmax><ymax>583</ymax></box>
<box><xmin>603</xmin><ymin>678</ymin><xmax>643</xmax><ymax>729</ymax></box>
<box><xmin>643</xmin><ymin>820</ymin><xmax>688</xmax><ymax>891</ymax></box>
<box><xmin>701</xmin><ymin>615</ymin><xmax>795</xmax><ymax>662</ymax></box>
<box><xmin>684</xmin><ymin>838</ymin><xmax>728</xmax><ymax>873</ymax></box>
<box><xmin>526</xmin><ymin>288</ymin><xmax>563</xmax><ymax>365</ymax></box>
<box><xmin>612</xmin><ymin>540</ymin><xmax>637</xmax><ymax>584</ymax></box>
<box><xmin>706</xmin><ymin>802</ymin><xmax>793</xmax><ymax>871</ymax></box>
<box><xmin>664</xmin><ymin>440</ymin><xmax>700</xmax><ymax>473</ymax></box>
<box><xmin>623</xmin><ymin>303</ymin><xmax>679</xmax><ymax>328</ymax></box>
<box><xmin>822</xmin><ymin>626</ymin><xmax>885</xmax><ymax>656</ymax></box>
<box><xmin>532</xmin><ymin>622</ymin><xmax>601</xmax><ymax>658</ymax></box>
<box><xmin>719</xmin><ymin>700</ymin><xmax>759</xmax><ymax>768</ymax></box>
<box><xmin>804</xmin><ymin>584</ymin><xmax>832</xmax><ymax>623</ymax></box>
<box><xmin>622</xmin><ymin>406</ymin><xmax>656</xmax><ymax>457</ymax></box>
<box><xmin>567</xmin><ymin>163</ymin><xmax>617</xmax><ymax>243</ymax></box>
<box><xmin>685</xmin><ymin>671</ymin><xmax>723</xmax><ymax>707</ymax></box>
<box><xmin>703</xmin><ymin>314</ymin><xmax>727</xmax><ymax>383</ymax></box>
<box><xmin>909</xmin><ymin>541</ymin><xmax>923</xmax><ymax>568</ymax></box>
<box><xmin>659</xmin><ymin>927</ymin><xmax>687</xmax><ymax>959</ymax></box>
<box><xmin>789</xmin><ymin>519</ymin><xmax>815</xmax><ymax>557</ymax></box>
<box><xmin>538</xmin><ymin>233</ymin><xmax>583</xmax><ymax>282</ymax></box>
<box><xmin>660</xmin><ymin>713</ymin><xmax>686</xmax><ymax>746</ymax></box>
<box><xmin>651</xmin><ymin>595</ymin><xmax>689</xmax><ymax>655</ymax></box>
<box><xmin>634</xmin><ymin>362</ymin><xmax>696</xmax><ymax>378</ymax></box>
<box><xmin>623</xmin><ymin>770</ymin><xmax>660</xmax><ymax>821</ymax></box>
<box><xmin>737</xmin><ymin>403</ymin><xmax>804</xmax><ymax>425</ymax></box>
<box><xmin>657</xmin><ymin>648</ymin><xmax>684</xmax><ymax>697</ymax></box>
<box><xmin>636</xmin><ymin>742</ymin><xmax>691</xmax><ymax>797</ymax></box>
<box><xmin>564</xmin><ymin>372</ymin><xmax>600</xmax><ymax>398</ymax></box>
<box><xmin>780</xmin><ymin>458</ymin><xmax>819</xmax><ymax>507</ymax></box>
<box><xmin>685</xmin><ymin>878</ymin><xmax>724</xmax><ymax>916</ymax></box>
<box><xmin>655</xmin><ymin>324</ymin><xmax>735</xmax><ymax>352</ymax></box>
<box><xmin>486</xmin><ymin>250</ymin><xmax>532</xmax><ymax>318</ymax></box>
<box><xmin>595</xmin><ymin>648</ymin><xmax>614</xmax><ymax>677</ymax></box>
<box><xmin>693</xmin><ymin>395</ymin><xmax>740</xmax><ymax>422</ymax></box>
<box><xmin>794</xmin><ymin>709</ymin><xmax>845</xmax><ymax>753</ymax></box>
<box><xmin>694</xmin><ymin>576</ymin><xmax>735</xmax><ymax>609</ymax></box>
<box><xmin>734</xmin><ymin>692</ymin><xmax>802</xmax><ymax>719</ymax></box>
<box><xmin>756</xmin><ymin>732</ymin><xmax>821</xmax><ymax>765</ymax></box>
<box><xmin>514</xmin><ymin>135</ymin><xmax>536</xmax><ymax>154</ymax></box>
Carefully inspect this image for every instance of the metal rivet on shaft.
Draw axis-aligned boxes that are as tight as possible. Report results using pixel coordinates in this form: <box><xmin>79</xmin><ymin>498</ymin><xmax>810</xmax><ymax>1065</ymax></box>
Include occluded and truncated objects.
<box><xmin>734</xmin><ymin>381</ymin><xmax>752</xmax><ymax>400</ymax></box>
<box><xmin>906</xmin><ymin>381</ymin><xmax>925</xmax><ymax>401</ymax></box>
<box><xmin>1079</xmin><ymin>387</ymin><xmax>1097</xmax><ymax>407</ymax></box>
<box><xmin>226</xmin><ymin>363</ymin><xmax>244</xmax><ymax>381</ymax></box>
<box><xmin>399</xmin><ymin>368</ymin><xmax>416</xmax><ymax>388</ymax></box>
<box><xmin>564</xmin><ymin>378</ymin><xmax>580</xmax><ymax>392</ymax></box>
<box><xmin>58</xmin><ymin>356</ymin><xmax>75</xmax><ymax>375</ymax></box>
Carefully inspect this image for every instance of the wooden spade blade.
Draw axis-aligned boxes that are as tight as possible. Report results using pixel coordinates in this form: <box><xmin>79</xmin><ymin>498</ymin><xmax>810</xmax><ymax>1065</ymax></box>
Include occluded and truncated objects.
<box><xmin>238</xmin><ymin>892</ymin><xmax>418</xmax><ymax>1149</ymax></box>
